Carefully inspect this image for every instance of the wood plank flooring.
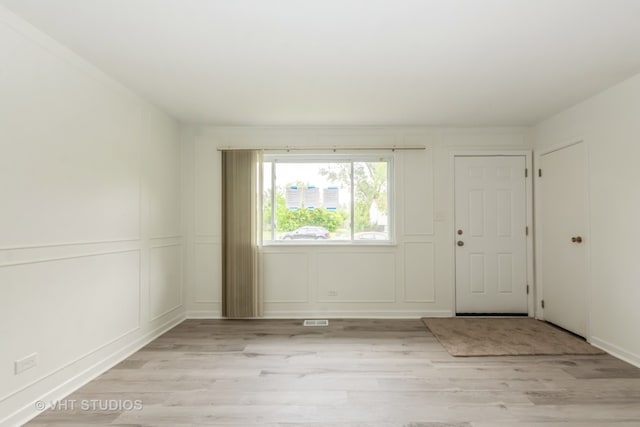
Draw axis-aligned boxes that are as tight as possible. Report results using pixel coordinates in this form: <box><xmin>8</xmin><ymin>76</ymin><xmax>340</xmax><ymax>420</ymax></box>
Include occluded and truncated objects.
<box><xmin>26</xmin><ymin>319</ymin><xmax>640</xmax><ymax>426</ymax></box>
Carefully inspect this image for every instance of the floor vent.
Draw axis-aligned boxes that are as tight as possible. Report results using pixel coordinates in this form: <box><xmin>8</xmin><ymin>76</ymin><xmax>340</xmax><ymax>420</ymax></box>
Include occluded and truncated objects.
<box><xmin>303</xmin><ymin>319</ymin><xmax>329</xmax><ymax>327</ymax></box>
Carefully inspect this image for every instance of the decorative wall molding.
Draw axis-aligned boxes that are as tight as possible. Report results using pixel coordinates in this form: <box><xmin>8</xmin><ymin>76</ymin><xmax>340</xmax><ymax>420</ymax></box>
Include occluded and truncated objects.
<box><xmin>1</xmin><ymin>313</ymin><xmax>185</xmax><ymax>427</ymax></box>
<box><xmin>193</xmin><ymin>242</ymin><xmax>221</xmax><ymax>303</ymax></box>
<box><xmin>316</xmin><ymin>252</ymin><xmax>396</xmax><ymax>303</ymax></box>
<box><xmin>262</xmin><ymin>252</ymin><xmax>309</xmax><ymax>303</ymax></box>
<box><xmin>149</xmin><ymin>244</ymin><xmax>184</xmax><ymax>321</ymax></box>
<box><xmin>149</xmin><ymin>235</ymin><xmax>182</xmax><ymax>241</ymax></box>
<box><xmin>0</xmin><ymin>238</ymin><xmax>140</xmax><ymax>252</ymax></box>
<box><xmin>402</xmin><ymin>148</ymin><xmax>435</xmax><ymax>236</ymax></box>
<box><xmin>403</xmin><ymin>242</ymin><xmax>436</xmax><ymax>303</ymax></box>
<box><xmin>0</xmin><ymin>248</ymin><xmax>141</xmax><ymax>268</ymax></box>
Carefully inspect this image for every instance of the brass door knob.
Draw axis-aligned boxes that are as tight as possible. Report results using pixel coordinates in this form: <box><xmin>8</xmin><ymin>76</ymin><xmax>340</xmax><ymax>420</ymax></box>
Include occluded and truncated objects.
<box><xmin>571</xmin><ymin>236</ymin><xmax>583</xmax><ymax>243</ymax></box>
<box><xmin>457</xmin><ymin>241</ymin><xmax>464</xmax><ymax>247</ymax></box>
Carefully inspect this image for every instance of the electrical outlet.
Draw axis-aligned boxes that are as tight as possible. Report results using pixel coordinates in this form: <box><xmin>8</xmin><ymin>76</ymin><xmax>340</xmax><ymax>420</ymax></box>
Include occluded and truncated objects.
<box><xmin>328</xmin><ymin>290</ymin><xmax>338</xmax><ymax>297</ymax></box>
<box><xmin>15</xmin><ymin>353</ymin><xmax>37</xmax><ymax>375</ymax></box>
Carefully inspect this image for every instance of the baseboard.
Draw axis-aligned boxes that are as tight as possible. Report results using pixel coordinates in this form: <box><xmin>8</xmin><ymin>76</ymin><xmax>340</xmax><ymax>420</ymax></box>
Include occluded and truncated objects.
<box><xmin>184</xmin><ymin>309</ymin><xmax>453</xmax><ymax>320</ymax></box>
<box><xmin>261</xmin><ymin>310</ymin><xmax>453</xmax><ymax>319</ymax></box>
<box><xmin>3</xmin><ymin>312</ymin><xmax>186</xmax><ymax>427</ymax></box>
<box><xmin>186</xmin><ymin>310</ymin><xmax>222</xmax><ymax>319</ymax></box>
<box><xmin>590</xmin><ymin>336</ymin><xmax>640</xmax><ymax>369</ymax></box>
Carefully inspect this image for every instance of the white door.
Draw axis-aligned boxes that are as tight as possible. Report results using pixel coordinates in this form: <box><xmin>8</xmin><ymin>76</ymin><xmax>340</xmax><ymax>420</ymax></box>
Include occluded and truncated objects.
<box><xmin>540</xmin><ymin>142</ymin><xmax>587</xmax><ymax>336</ymax></box>
<box><xmin>455</xmin><ymin>156</ymin><xmax>528</xmax><ymax>314</ymax></box>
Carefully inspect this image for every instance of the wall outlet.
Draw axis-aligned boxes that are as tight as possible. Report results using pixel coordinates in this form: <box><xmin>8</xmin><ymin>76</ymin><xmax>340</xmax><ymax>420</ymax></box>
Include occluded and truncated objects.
<box><xmin>327</xmin><ymin>290</ymin><xmax>338</xmax><ymax>297</ymax></box>
<box><xmin>15</xmin><ymin>353</ymin><xmax>37</xmax><ymax>375</ymax></box>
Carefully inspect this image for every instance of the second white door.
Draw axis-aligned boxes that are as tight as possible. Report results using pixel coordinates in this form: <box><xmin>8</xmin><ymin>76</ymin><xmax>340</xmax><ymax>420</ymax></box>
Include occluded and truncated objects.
<box><xmin>455</xmin><ymin>156</ymin><xmax>528</xmax><ymax>314</ymax></box>
<box><xmin>539</xmin><ymin>142</ymin><xmax>588</xmax><ymax>337</ymax></box>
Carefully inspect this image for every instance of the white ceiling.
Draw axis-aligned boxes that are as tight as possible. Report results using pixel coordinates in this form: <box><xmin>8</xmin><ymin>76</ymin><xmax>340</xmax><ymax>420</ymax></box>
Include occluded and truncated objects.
<box><xmin>3</xmin><ymin>0</ymin><xmax>640</xmax><ymax>126</ymax></box>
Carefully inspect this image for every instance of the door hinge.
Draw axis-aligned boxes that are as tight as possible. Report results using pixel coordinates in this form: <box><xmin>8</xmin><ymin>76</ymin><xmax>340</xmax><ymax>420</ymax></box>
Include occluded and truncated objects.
<box><xmin>526</xmin><ymin>226</ymin><xmax>529</xmax><ymax>236</ymax></box>
<box><xmin>525</xmin><ymin>168</ymin><xmax>528</xmax><ymax>178</ymax></box>
<box><xmin>541</xmin><ymin>299</ymin><xmax>545</xmax><ymax>309</ymax></box>
<box><xmin>526</xmin><ymin>284</ymin><xmax>529</xmax><ymax>295</ymax></box>
<box><xmin>538</xmin><ymin>168</ymin><xmax>542</xmax><ymax>177</ymax></box>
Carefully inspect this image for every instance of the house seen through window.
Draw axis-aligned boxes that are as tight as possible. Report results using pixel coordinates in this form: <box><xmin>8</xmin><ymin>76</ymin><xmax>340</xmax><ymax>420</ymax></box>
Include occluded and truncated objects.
<box><xmin>262</xmin><ymin>155</ymin><xmax>392</xmax><ymax>243</ymax></box>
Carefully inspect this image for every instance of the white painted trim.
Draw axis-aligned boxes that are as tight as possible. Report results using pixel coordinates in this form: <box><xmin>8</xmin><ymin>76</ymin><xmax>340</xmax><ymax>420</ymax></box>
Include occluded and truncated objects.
<box><xmin>0</xmin><ymin>248</ymin><xmax>141</xmax><ymax>268</ymax></box>
<box><xmin>149</xmin><ymin>242</ymin><xmax>183</xmax><ymax>249</ymax></box>
<box><xmin>403</xmin><ymin>241</ymin><xmax>436</xmax><ymax>303</ymax></box>
<box><xmin>263</xmin><ymin>300</ymin><xmax>310</xmax><ymax>304</ymax></box>
<box><xmin>0</xmin><ymin>238</ymin><xmax>140</xmax><ymax>252</ymax></box>
<box><xmin>401</xmin><ymin>147</ymin><xmax>435</xmax><ymax>237</ymax></box>
<box><xmin>0</xmin><ymin>320</ymin><xmax>141</xmax><ymax>402</ymax></box>
<box><xmin>261</xmin><ymin>310</ymin><xmax>452</xmax><ymax>319</ymax></box>
<box><xmin>148</xmin><ymin>243</ymin><xmax>185</xmax><ymax>321</ymax></box>
<box><xmin>450</xmin><ymin>150</ymin><xmax>534</xmax><ymax>316</ymax></box>
<box><xmin>185</xmin><ymin>310</ymin><xmax>223</xmax><ymax>319</ymax></box>
<box><xmin>149</xmin><ymin>304</ymin><xmax>184</xmax><ymax>323</ymax></box>
<box><xmin>149</xmin><ymin>235</ymin><xmax>183</xmax><ymax>240</ymax></box>
<box><xmin>590</xmin><ymin>336</ymin><xmax>640</xmax><ymax>369</ymax></box>
<box><xmin>185</xmin><ymin>310</ymin><xmax>451</xmax><ymax>319</ymax></box>
<box><xmin>2</xmin><ymin>313</ymin><xmax>186</xmax><ymax>427</ymax></box>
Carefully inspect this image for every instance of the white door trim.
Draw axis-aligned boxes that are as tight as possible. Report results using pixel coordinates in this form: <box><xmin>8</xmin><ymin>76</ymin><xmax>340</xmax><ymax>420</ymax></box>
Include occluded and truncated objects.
<box><xmin>450</xmin><ymin>150</ymin><xmax>534</xmax><ymax>317</ymax></box>
<box><xmin>534</xmin><ymin>138</ymin><xmax>592</xmax><ymax>340</ymax></box>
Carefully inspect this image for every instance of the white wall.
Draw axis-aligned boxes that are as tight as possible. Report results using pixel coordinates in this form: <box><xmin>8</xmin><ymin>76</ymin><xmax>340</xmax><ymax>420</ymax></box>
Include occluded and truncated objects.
<box><xmin>0</xmin><ymin>7</ymin><xmax>184</xmax><ymax>425</ymax></box>
<box><xmin>182</xmin><ymin>126</ymin><xmax>532</xmax><ymax>318</ymax></box>
<box><xmin>534</xmin><ymin>72</ymin><xmax>640</xmax><ymax>367</ymax></box>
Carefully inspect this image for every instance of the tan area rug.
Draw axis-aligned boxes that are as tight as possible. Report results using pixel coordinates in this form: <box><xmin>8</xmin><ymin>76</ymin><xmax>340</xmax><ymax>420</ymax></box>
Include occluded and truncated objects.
<box><xmin>422</xmin><ymin>317</ymin><xmax>604</xmax><ymax>357</ymax></box>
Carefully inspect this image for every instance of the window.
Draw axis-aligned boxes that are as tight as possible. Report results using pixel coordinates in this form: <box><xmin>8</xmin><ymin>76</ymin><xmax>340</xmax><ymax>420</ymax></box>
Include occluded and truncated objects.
<box><xmin>262</xmin><ymin>154</ymin><xmax>392</xmax><ymax>243</ymax></box>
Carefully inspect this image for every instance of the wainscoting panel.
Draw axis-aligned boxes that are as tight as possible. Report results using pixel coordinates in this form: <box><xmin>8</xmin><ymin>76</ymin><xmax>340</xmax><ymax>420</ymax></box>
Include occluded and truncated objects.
<box><xmin>149</xmin><ymin>244</ymin><xmax>183</xmax><ymax>320</ymax></box>
<box><xmin>317</xmin><ymin>252</ymin><xmax>396</xmax><ymax>302</ymax></box>
<box><xmin>0</xmin><ymin>250</ymin><xmax>140</xmax><ymax>400</ymax></box>
<box><xmin>194</xmin><ymin>141</ymin><xmax>221</xmax><ymax>236</ymax></box>
<box><xmin>263</xmin><ymin>252</ymin><xmax>309</xmax><ymax>303</ymax></box>
<box><xmin>402</xmin><ymin>149</ymin><xmax>434</xmax><ymax>236</ymax></box>
<box><xmin>194</xmin><ymin>242</ymin><xmax>221</xmax><ymax>303</ymax></box>
<box><xmin>404</xmin><ymin>242</ymin><xmax>435</xmax><ymax>302</ymax></box>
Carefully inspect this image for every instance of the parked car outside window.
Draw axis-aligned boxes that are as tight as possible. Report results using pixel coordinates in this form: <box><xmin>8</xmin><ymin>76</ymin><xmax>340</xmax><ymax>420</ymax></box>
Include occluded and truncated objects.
<box><xmin>354</xmin><ymin>231</ymin><xmax>388</xmax><ymax>241</ymax></box>
<box><xmin>280</xmin><ymin>226</ymin><xmax>330</xmax><ymax>240</ymax></box>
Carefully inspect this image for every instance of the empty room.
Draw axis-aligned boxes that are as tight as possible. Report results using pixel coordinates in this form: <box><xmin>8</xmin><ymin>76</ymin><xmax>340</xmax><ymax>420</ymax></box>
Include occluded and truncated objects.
<box><xmin>2</xmin><ymin>1</ymin><xmax>640</xmax><ymax>426</ymax></box>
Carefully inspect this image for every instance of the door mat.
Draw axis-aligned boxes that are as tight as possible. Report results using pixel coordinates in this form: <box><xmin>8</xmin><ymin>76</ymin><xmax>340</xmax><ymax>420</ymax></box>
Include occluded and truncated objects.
<box><xmin>422</xmin><ymin>317</ymin><xmax>604</xmax><ymax>357</ymax></box>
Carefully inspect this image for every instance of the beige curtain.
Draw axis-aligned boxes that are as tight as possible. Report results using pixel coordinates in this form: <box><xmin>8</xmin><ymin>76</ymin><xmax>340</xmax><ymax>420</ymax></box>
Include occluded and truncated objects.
<box><xmin>221</xmin><ymin>150</ymin><xmax>262</xmax><ymax>318</ymax></box>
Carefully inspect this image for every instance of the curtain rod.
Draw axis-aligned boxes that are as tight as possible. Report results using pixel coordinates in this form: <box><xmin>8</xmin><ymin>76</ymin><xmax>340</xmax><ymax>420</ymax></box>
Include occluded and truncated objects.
<box><xmin>217</xmin><ymin>145</ymin><xmax>425</xmax><ymax>152</ymax></box>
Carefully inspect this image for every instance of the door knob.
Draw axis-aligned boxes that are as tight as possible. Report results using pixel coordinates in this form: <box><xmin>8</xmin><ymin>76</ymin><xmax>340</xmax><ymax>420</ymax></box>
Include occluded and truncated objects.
<box><xmin>571</xmin><ymin>236</ymin><xmax>583</xmax><ymax>243</ymax></box>
<box><xmin>457</xmin><ymin>241</ymin><xmax>464</xmax><ymax>247</ymax></box>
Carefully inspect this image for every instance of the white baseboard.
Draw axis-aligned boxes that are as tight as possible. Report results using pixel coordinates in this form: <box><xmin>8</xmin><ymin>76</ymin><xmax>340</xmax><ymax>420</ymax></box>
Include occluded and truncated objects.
<box><xmin>3</xmin><ymin>312</ymin><xmax>186</xmax><ymax>427</ymax></box>
<box><xmin>186</xmin><ymin>310</ymin><xmax>222</xmax><ymax>319</ymax></box>
<box><xmin>590</xmin><ymin>336</ymin><xmax>640</xmax><ymax>369</ymax></box>
<box><xmin>260</xmin><ymin>310</ymin><xmax>453</xmax><ymax>319</ymax></box>
<box><xmin>184</xmin><ymin>309</ymin><xmax>452</xmax><ymax>319</ymax></box>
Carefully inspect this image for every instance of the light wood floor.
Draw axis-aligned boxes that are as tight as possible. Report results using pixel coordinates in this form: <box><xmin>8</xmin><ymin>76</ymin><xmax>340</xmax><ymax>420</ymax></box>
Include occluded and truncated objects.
<box><xmin>27</xmin><ymin>319</ymin><xmax>640</xmax><ymax>426</ymax></box>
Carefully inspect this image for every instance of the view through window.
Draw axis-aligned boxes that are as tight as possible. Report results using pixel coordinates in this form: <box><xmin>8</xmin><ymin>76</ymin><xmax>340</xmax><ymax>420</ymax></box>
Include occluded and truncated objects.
<box><xmin>262</xmin><ymin>156</ymin><xmax>392</xmax><ymax>243</ymax></box>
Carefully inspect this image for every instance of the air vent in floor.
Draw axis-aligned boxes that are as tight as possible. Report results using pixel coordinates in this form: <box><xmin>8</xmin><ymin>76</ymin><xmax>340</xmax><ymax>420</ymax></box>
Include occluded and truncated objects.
<box><xmin>303</xmin><ymin>319</ymin><xmax>329</xmax><ymax>327</ymax></box>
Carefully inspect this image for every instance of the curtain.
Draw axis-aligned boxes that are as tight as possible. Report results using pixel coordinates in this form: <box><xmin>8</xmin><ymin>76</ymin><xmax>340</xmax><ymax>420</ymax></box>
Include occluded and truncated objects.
<box><xmin>221</xmin><ymin>150</ymin><xmax>262</xmax><ymax>318</ymax></box>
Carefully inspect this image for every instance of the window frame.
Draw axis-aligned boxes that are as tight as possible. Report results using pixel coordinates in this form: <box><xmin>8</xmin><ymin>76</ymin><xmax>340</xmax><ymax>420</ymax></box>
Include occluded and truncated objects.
<box><xmin>262</xmin><ymin>152</ymin><xmax>394</xmax><ymax>245</ymax></box>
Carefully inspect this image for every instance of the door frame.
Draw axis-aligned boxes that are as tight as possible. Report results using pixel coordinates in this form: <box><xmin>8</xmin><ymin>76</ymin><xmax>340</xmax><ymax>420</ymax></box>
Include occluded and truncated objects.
<box><xmin>534</xmin><ymin>139</ymin><xmax>592</xmax><ymax>339</ymax></box>
<box><xmin>450</xmin><ymin>150</ymin><xmax>534</xmax><ymax>317</ymax></box>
